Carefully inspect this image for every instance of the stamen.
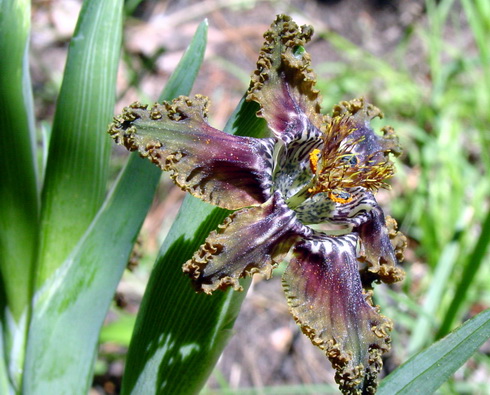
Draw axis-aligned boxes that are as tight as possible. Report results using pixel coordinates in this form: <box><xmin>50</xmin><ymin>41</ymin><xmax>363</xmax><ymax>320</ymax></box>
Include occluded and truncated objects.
<box><xmin>306</xmin><ymin>113</ymin><xmax>395</xmax><ymax>202</ymax></box>
<box><xmin>309</xmin><ymin>148</ymin><xmax>321</xmax><ymax>173</ymax></box>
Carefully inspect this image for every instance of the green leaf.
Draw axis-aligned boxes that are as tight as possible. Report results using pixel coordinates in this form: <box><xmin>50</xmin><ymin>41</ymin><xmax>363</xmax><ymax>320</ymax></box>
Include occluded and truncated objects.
<box><xmin>461</xmin><ymin>0</ymin><xmax>490</xmax><ymax>115</ymax></box>
<box><xmin>0</xmin><ymin>0</ymin><xmax>37</xmax><ymax>318</ymax></box>
<box><xmin>23</xmin><ymin>156</ymin><xmax>158</xmax><ymax>394</ymax></box>
<box><xmin>121</xmin><ymin>97</ymin><xmax>268</xmax><ymax>395</ymax></box>
<box><xmin>36</xmin><ymin>0</ymin><xmax>123</xmax><ymax>286</ymax></box>
<box><xmin>22</xmin><ymin>19</ymin><xmax>209</xmax><ymax>395</ymax></box>
<box><xmin>0</xmin><ymin>0</ymin><xmax>37</xmax><ymax>390</ymax></box>
<box><xmin>438</xmin><ymin>208</ymin><xmax>490</xmax><ymax>338</ymax></box>
<box><xmin>0</xmin><ymin>323</ymin><xmax>10</xmax><ymax>394</ymax></box>
<box><xmin>407</xmin><ymin>216</ymin><xmax>466</xmax><ymax>354</ymax></box>
<box><xmin>378</xmin><ymin>309</ymin><xmax>490</xmax><ymax>395</ymax></box>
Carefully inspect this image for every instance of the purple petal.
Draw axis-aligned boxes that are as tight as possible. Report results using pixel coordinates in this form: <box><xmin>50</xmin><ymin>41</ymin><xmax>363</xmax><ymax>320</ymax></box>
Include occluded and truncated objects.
<box><xmin>282</xmin><ymin>234</ymin><xmax>392</xmax><ymax>393</ymax></box>
<box><xmin>247</xmin><ymin>15</ymin><xmax>325</xmax><ymax>141</ymax></box>
<box><xmin>295</xmin><ymin>187</ymin><xmax>406</xmax><ymax>285</ymax></box>
<box><xmin>183</xmin><ymin>191</ymin><xmax>301</xmax><ymax>293</ymax></box>
<box><xmin>109</xmin><ymin>95</ymin><xmax>274</xmax><ymax>210</ymax></box>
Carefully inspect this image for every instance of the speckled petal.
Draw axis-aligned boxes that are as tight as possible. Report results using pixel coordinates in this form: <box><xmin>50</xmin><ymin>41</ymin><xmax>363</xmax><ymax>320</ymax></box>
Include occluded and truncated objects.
<box><xmin>108</xmin><ymin>95</ymin><xmax>274</xmax><ymax>210</ymax></box>
<box><xmin>282</xmin><ymin>234</ymin><xmax>392</xmax><ymax>394</ymax></box>
<box><xmin>183</xmin><ymin>191</ymin><xmax>301</xmax><ymax>293</ymax></box>
<box><xmin>296</xmin><ymin>188</ymin><xmax>376</xmax><ymax>226</ymax></box>
<box><xmin>273</xmin><ymin>122</ymin><xmax>323</xmax><ymax>201</ymax></box>
<box><xmin>294</xmin><ymin>191</ymin><xmax>335</xmax><ymax>224</ymax></box>
<box><xmin>326</xmin><ymin>189</ymin><xmax>378</xmax><ymax>227</ymax></box>
<box><xmin>247</xmin><ymin>15</ymin><xmax>325</xmax><ymax>141</ymax></box>
<box><xmin>356</xmin><ymin>207</ymin><xmax>406</xmax><ymax>286</ymax></box>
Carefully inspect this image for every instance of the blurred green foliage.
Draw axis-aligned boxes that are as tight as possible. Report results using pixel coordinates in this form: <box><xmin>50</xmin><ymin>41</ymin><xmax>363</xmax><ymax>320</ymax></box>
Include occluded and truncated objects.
<box><xmin>1</xmin><ymin>0</ymin><xmax>489</xmax><ymax>394</ymax></box>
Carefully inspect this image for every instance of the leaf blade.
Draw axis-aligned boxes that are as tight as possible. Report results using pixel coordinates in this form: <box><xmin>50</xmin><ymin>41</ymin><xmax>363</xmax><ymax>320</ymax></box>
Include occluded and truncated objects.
<box><xmin>378</xmin><ymin>309</ymin><xmax>490</xmax><ymax>395</ymax></box>
<box><xmin>37</xmin><ymin>0</ymin><xmax>123</xmax><ymax>285</ymax></box>
<box><xmin>0</xmin><ymin>0</ymin><xmax>37</xmax><ymax>321</ymax></box>
<box><xmin>0</xmin><ymin>0</ymin><xmax>38</xmax><ymax>390</ymax></box>
<box><xmin>23</xmin><ymin>155</ymin><xmax>159</xmax><ymax>394</ymax></box>
<box><xmin>437</xmin><ymin>208</ymin><xmax>490</xmax><ymax>338</ymax></box>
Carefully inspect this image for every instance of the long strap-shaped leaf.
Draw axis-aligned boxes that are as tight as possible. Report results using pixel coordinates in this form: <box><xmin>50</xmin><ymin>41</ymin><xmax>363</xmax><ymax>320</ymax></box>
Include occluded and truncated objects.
<box><xmin>36</xmin><ymin>0</ymin><xmax>122</xmax><ymax>286</ymax></box>
<box><xmin>121</xmin><ymin>95</ymin><xmax>269</xmax><ymax>393</ymax></box>
<box><xmin>378</xmin><ymin>309</ymin><xmax>490</xmax><ymax>394</ymax></box>
<box><xmin>437</xmin><ymin>208</ymin><xmax>490</xmax><ymax>338</ymax></box>
<box><xmin>0</xmin><ymin>0</ymin><xmax>37</xmax><ymax>391</ymax></box>
<box><xmin>22</xmin><ymin>18</ymin><xmax>209</xmax><ymax>395</ymax></box>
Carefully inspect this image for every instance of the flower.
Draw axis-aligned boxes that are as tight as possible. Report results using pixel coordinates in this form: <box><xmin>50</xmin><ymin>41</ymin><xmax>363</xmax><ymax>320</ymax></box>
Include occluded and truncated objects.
<box><xmin>109</xmin><ymin>15</ymin><xmax>406</xmax><ymax>394</ymax></box>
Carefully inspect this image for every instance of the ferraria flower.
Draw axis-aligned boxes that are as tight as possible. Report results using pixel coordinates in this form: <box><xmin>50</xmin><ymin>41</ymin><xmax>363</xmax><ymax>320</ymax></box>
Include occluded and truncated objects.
<box><xmin>109</xmin><ymin>15</ymin><xmax>406</xmax><ymax>394</ymax></box>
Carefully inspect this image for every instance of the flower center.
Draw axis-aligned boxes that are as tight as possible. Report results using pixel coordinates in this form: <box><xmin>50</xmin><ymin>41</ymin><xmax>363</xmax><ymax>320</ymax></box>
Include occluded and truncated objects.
<box><xmin>306</xmin><ymin>116</ymin><xmax>394</xmax><ymax>201</ymax></box>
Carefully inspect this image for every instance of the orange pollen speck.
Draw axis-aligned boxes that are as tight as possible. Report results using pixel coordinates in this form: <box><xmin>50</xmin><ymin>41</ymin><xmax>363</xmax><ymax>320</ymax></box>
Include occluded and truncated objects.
<box><xmin>328</xmin><ymin>190</ymin><xmax>353</xmax><ymax>204</ymax></box>
<box><xmin>309</xmin><ymin>148</ymin><xmax>321</xmax><ymax>173</ymax></box>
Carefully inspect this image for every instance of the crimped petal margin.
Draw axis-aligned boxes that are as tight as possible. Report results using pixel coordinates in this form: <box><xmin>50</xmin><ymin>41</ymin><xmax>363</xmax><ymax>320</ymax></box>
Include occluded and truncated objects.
<box><xmin>183</xmin><ymin>191</ymin><xmax>300</xmax><ymax>294</ymax></box>
<box><xmin>108</xmin><ymin>95</ymin><xmax>274</xmax><ymax>210</ymax></box>
<box><xmin>247</xmin><ymin>14</ymin><xmax>325</xmax><ymax>140</ymax></box>
<box><xmin>357</xmin><ymin>207</ymin><xmax>406</xmax><ymax>286</ymax></box>
<box><xmin>282</xmin><ymin>234</ymin><xmax>392</xmax><ymax>394</ymax></box>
